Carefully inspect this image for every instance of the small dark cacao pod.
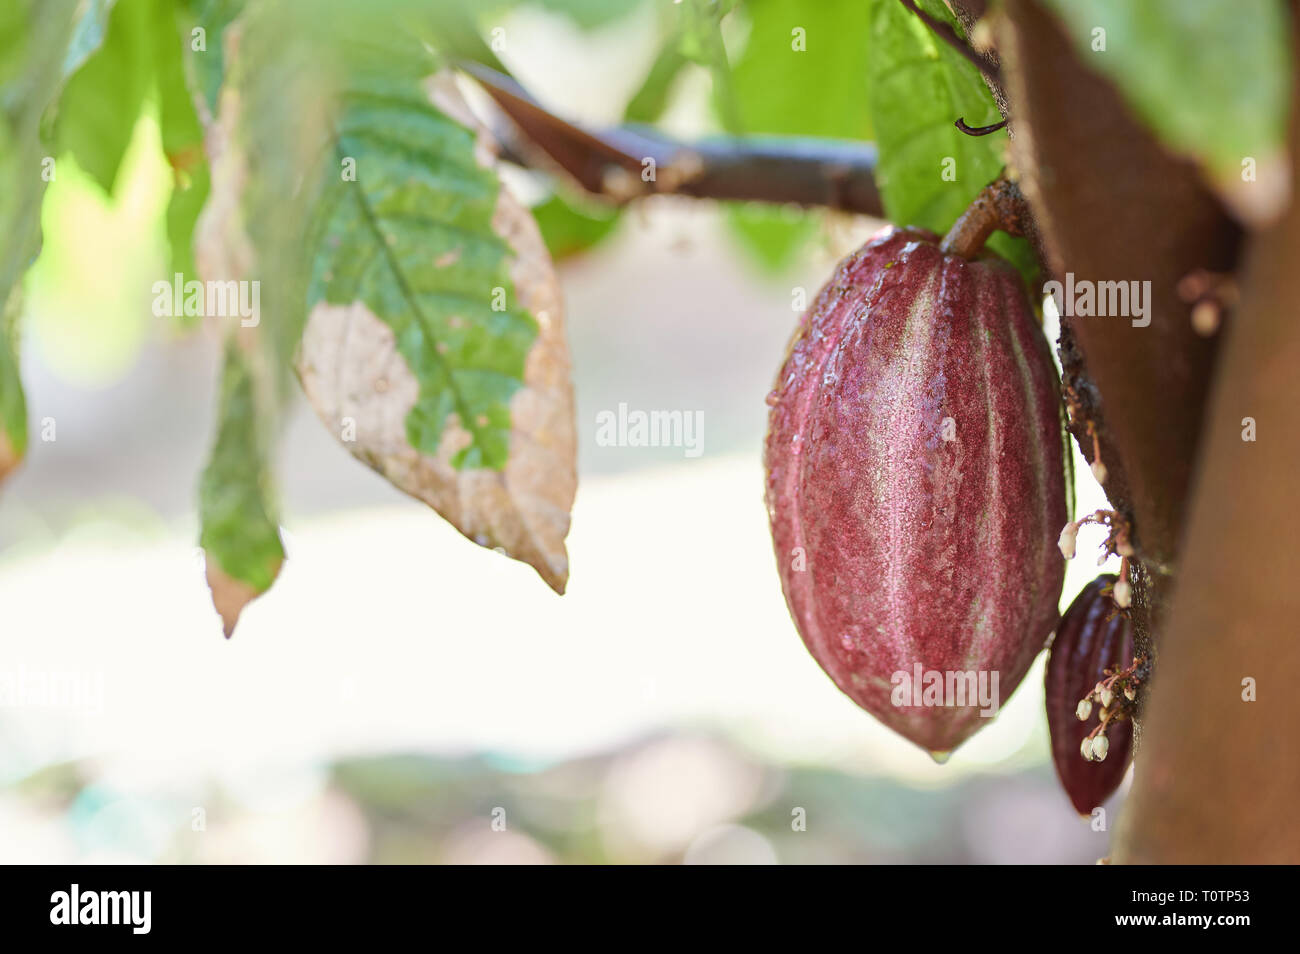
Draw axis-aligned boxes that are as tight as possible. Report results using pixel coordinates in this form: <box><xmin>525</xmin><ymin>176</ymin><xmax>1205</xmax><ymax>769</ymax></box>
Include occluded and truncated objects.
<box><xmin>765</xmin><ymin>226</ymin><xmax>1067</xmax><ymax>755</ymax></box>
<box><xmin>1045</xmin><ymin>574</ymin><xmax>1135</xmax><ymax>815</ymax></box>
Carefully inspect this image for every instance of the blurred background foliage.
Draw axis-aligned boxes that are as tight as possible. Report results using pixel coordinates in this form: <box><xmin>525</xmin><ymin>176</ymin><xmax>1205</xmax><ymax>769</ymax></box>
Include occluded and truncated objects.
<box><xmin>9</xmin><ymin>732</ymin><xmax>1115</xmax><ymax>863</ymax></box>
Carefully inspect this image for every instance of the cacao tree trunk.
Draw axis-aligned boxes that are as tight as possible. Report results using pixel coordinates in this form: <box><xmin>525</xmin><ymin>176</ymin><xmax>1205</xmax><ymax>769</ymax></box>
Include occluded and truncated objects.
<box><xmin>996</xmin><ymin>1</ymin><xmax>1242</xmax><ymax>707</ymax></box>
<box><xmin>1111</xmin><ymin>5</ymin><xmax>1300</xmax><ymax>862</ymax></box>
<box><xmin>992</xmin><ymin>0</ymin><xmax>1300</xmax><ymax>861</ymax></box>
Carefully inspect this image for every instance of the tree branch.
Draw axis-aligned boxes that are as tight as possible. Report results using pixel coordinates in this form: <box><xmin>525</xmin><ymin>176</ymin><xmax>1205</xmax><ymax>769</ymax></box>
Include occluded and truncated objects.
<box><xmin>460</xmin><ymin>63</ymin><xmax>884</xmax><ymax>217</ymax></box>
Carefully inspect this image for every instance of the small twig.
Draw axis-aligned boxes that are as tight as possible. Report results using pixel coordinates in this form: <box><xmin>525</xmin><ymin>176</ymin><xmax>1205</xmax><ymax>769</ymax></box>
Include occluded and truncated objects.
<box><xmin>898</xmin><ymin>0</ymin><xmax>1002</xmax><ymax>84</ymax></box>
<box><xmin>954</xmin><ymin>117</ymin><xmax>1008</xmax><ymax>137</ymax></box>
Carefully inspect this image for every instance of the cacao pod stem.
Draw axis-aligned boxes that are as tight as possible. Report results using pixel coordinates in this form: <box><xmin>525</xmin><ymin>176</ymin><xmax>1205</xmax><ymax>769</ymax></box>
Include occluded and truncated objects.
<box><xmin>940</xmin><ymin>175</ymin><xmax>1035</xmax><ymax>259</ymax></box>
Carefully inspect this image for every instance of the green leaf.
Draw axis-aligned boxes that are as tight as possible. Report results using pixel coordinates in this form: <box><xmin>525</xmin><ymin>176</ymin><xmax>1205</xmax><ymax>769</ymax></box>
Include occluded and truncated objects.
<box><xmin>200</xmin><ymin>2</ymin><xmax>576</xmax><ymax>594</ymax></box>
<box><xmin>678</xmin><ymin>0</ymin><xmax>742</xmax><ymax>131</ymax></box>
<box><xmin>55</xmin><ymin>0</ymin><xmax>155</xmax><ymax>195</ymax></box>
<box><xmin>450</xmin><ymin>0</ymin><xmax>644</xmax><ymax>32</ymax></box>
<box><xmin>531</xmin><ymin>192</ymin><xmax>621</xmax><ymax>259</ymax></box>
<box><xmin>0</xmin><ymin>289</ymin><xmax>28</xmax><ymax>478</ymax></box>
<box><xmin>866</xmin><ymin>0</ymin><xmax>1003</xmax><ymax>230</ymax></box>
<box><xmin>180</xmin><ymin>0</ymin><xmax>246</xmax><ymax>118</ymax></box>
<box><xmin>424</xmin><ymin>0</ymin><xmax>508</xmax><ymax>73</ymax></box>
<box><xmin>732</xmin><ymin>0</ymin><xmax>872</xmax><ymax>140</ymax></box>
<box><xmin>1040</xmin><ymin>0</ymin><xmax>1292</xmax><ymax>188</ymax></box>
<box><xmin>0</xmin><ymin>0</ymin><xmax>77</xmax><ymax>296</ymax></box>
<box><xmin>197</xmin><ymin>338</ymin><xmax>285</xmax><ymax>635</ymax></box>
<box><xmin>198</xmin><ymin>341</ymin><xmax>283</xmax><ymax>591</ymax></box>
<box><xmin>0</xmin><ymin>0</ymin><xmax>80</xmax><ymax>480</ymax></box>
<box><xmin>55</xmin><ymin>0</ymin><xmax>216</xmax><ymax>292</ymax></box>
<box><xmin>61</xmin><ymin>0</ymin><xmax>119</xmax><ymax>77</ymax></box>
<box><xmin>155</xmin><ymin>0</ymin><xmax>209</xmax><ymax>281</ymax></box>
<box><xmin>189</xmin><ymin>0</ymin><xmax>322</xmax><ymax>634</ymax></box>
<box><xmin>308</xmin><ymin>75</ymin><xmax>541</xmax><ymax>471</ymax></box>
<box><xmin>534</xmin><ymin>0</ymin><xmax>644</xmax><ymax>31</ymax></box>
<box><xmin>865</xmin><ymin>0</ymin><xmax>1035</xmax><ymax>282</ymax></box>
<box><xmin>719</xmin><ymin>0</ymin><xmax>876</xmax><ymax>270</ymax></box>
<box><xmin>623</xmin><ymin>35</ymin><xmax>688</xmax><ymax>123</ymax></box>
<box><xmin>725</xmin><ymin>202</ymin><xmax>817</xmax><ymax>272</ymax></box>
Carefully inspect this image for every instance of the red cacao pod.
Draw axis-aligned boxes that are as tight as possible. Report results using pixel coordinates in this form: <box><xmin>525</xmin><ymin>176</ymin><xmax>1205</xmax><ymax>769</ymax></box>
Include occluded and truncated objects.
<box><xmin>1045</xmin><ymin>574</ymin><xmax>1135</xmax><ymax>815</ymax></box>
<box><xmin>765</xmin><ymin>226</ymin><xmax>1067</xmax><ymax>755</ymax></box>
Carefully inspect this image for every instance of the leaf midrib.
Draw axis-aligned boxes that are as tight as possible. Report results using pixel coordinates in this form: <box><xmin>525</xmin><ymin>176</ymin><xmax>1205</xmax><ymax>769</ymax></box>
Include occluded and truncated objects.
<box><xmin>335</xmin><ymin>143</ymin><xmax>485</xmax><ymax>459</ymax></box>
